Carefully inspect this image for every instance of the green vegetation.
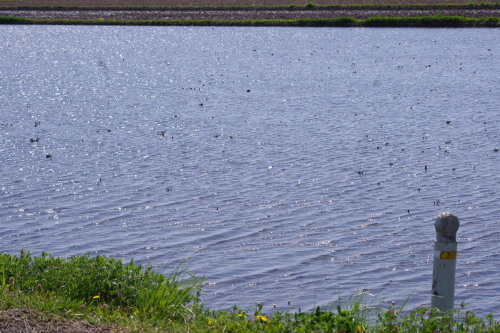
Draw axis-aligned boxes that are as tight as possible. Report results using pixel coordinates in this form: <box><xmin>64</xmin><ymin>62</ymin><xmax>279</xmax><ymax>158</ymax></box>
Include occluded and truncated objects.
<box><xmin>362</xmin><ymin>15</ymin><xmax>499</xmax><ymax>26</ymax></box>
<box><xmin>305</xmin><ymin>2</ymin><xmax>319</xmax><ymax>8</ymax></box>
<box><xmin>0</xmin><ymin>15</ymin><xmax>498</xmax><ymax>26</ymax></box>
<box><xmin>0</xmin><ymin>251</ymin><xmax>202</xmax><ymax>322</ymax></box>
<box><xmin>1</xmin><ymin>251</ymin><xmax>498</xmax><ymax>332</ymax></box>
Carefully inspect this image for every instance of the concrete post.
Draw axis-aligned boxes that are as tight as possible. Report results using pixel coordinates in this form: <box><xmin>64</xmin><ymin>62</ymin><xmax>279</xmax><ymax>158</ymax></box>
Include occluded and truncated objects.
<box><xmin>431</xmin><ymin>212</ymin><xmax>459</xmax><ymax>311</ymax></box>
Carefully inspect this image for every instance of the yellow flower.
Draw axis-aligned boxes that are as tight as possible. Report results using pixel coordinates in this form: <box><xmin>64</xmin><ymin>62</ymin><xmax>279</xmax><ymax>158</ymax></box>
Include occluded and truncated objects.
<box><xmin>208</xmin><ymin>319</ymin><xmax>213</xmax><ymax>325</ymax></box>
<box><xmin>92</xmin><ymin>295</ymin><xmax>100</xmax><ymax>299</ymax></box>
<box><xmin>238</xmin><ymin>313</ymin><xmax>246</xmax><ymax>319</ymax></box>
<box><xmin>256</xmin><ymin>315</ymin><xmax>268</xmax><ymax>323</ymax></box>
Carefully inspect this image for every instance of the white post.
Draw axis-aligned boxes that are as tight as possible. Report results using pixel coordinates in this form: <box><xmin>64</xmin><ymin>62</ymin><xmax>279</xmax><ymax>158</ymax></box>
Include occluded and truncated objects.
<box><xmin>431</xmin><ymin>212</ymin><xmax>459</xmax><ymax>312</ymax></box>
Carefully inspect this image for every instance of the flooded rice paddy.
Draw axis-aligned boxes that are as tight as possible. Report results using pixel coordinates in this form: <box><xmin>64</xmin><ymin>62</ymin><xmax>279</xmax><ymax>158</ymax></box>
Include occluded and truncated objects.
<box><xmin>0</xmin><ymin>26</ymin><xmax>498</xmax><ymax>316</ymax></box>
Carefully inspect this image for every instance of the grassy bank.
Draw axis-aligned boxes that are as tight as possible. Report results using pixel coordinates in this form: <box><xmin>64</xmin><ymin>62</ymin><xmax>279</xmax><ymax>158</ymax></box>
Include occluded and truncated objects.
<box><xmin>0</xmin><ymin>15</ymin><xmax>498</xmax><ymax>26</ymax></box>
<box><xmin>1</xmin><ymin>251</ymin><xmax>498</xmax><ymax>332</ymax></box>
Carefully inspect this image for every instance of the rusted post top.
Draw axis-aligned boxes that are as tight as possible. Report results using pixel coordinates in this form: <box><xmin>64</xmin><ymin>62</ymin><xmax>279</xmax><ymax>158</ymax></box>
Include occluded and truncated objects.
<box><xmin>435</xmin><ymin>212</ymin><xmax>460</xmax><ymax>243</ymax></box>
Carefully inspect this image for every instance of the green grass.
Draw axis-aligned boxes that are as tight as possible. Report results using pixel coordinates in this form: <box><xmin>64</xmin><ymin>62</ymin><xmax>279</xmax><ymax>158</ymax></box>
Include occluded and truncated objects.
<box><xmin>1</xmin><ymin>251</ymin><xmax>202</xmax><ymax>326</ymax></box>
<box><xmin>0</xmin><ymin>15</ymin><xmax>498</xmax><ymax>26</ymax></box>
<box><xmin>362</xmin><ymin>15</ymin><xmax>499</xmax><ymax>26</ymax></box>
<box><xmin>1</xmin><ymin>251</ymin><xmax>498</xmax><ymax>332</ymax></box>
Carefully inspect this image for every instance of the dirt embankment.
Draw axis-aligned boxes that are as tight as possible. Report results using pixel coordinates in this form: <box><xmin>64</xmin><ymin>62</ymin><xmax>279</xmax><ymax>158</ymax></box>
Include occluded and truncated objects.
<box><xmin>0</xmin><ymin>309</ymin><xmax>121</xmax><ymax>333</ymax></box>
<box><xmin>1</xmin><ymin>8</ymin><xmax>499</xmax><ymax>20</ymax></box>
<box><xmin>1</xmin><ymin>0</ymin><xmax>499</xmax><ymax>21</ymax></box>
<box><xmin>1</xmin><ymin>0</ymin><xmax>497</xmax><ymax>6</ymax></box>
<box><xmin>1</xmin><ymin>1</ymin><xmax>499</xmax><ymax>21</ymax></box>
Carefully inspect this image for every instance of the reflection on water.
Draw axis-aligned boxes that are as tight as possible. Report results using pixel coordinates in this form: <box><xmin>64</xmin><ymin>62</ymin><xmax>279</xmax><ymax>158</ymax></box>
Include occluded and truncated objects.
<box><xmin>0</xmin><ymin>26</ymin><xmax>498</xmax><ymax>316</ymax></box>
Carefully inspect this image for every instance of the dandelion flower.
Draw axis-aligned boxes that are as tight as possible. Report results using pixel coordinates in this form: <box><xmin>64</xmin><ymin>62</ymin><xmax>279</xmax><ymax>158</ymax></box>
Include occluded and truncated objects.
<box><xmin>238</xmin><ymin>313</ymin><xmax>246</xmax><ymax>319</ymax></box>
<box><xmin>256</xmin><ymin>315</ymin><xmax>268</xmax><ymax>323</ymax></box>
<box><xmin>92</xmin><ymin>295</ymin><xmax>100</xmax><ymax>299</ymax></box>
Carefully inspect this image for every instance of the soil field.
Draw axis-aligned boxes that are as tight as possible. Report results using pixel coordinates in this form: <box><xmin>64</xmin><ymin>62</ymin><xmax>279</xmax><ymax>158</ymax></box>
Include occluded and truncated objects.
<box><xmin>1</xmin><ymin>8</ymin><xmax>499</xmax><ymax>20</ymax></box>
<box><xmin>1</xmin><ymin>0</ymin><xmax>499</xmax><ymax>21</ymax></box>
<box><xmin>1</xmin><ymin>1</ymin><xmax>499</xmax><ymax>21</ymax></box>
<box><xmin>1</xmin><ymin>0</ymin><xmax>498</xmax><ymax>7</ymax></box>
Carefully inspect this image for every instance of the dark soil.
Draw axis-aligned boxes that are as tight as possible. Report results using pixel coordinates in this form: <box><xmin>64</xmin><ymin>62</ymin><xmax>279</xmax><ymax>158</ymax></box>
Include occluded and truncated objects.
<box><xmin>0</xmin><ymin>309</ymin><xmax>123</xmax><ymax>333</ymax></box>
<box><xmin>1</xmin><ymin>0</ymin><xmax>497</xmax><ymax>6</ymax></box>
<box><xmin>1</xmin><ymin>0</ymin><xmax>498</xmax><ymax>20</ymax></box>
<box><xmin>1</xmin><ymin>7</ymin><xmax>498</xmax><ymax>20</ymax></box>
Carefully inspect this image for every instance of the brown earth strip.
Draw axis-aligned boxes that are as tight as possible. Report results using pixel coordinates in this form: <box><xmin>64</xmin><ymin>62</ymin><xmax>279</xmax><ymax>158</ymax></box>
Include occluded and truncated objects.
<box><xmin>1</xmin><ymin>8</ymin><xmax>499</xmax><ymax>19</ymax></box>
<box><xmin>0</xmin><ymin>0</ymin><xmax>498</xmax><ymax>7</ymax></box>
<box><xmin>1</xmin><ymin>8</ymin><xmax>499</xmax><ymax>20</ymax></box>
<box><xmin>2</xmin><ymin>0</ymin><xmax>498</xmax><ymax>21</ymax></box>
<box><xmin>0</xmin><ymin>309</ymin><xmax>123</xmax><ymax>333</ymax></box>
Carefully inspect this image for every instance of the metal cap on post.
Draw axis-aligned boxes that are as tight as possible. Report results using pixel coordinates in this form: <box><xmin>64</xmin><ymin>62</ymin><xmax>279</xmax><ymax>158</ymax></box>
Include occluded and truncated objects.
<box><xmin>431</xmin><ymin>212</ymin><xmax>459</xmax><ymax>312</ymax></box>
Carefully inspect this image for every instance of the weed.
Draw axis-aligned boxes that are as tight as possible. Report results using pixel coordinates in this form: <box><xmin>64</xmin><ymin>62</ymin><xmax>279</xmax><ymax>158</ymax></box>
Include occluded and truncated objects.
<box><xmin>0</xmin><ymin>252</ymin><xmax>497</xmax><ymax>332</ymax></box>
<box><xmin>0</xmin><ymin>15</ymin><xmax>498</xmax><ymax>27</ymax></box>
<box><xmin>304</xmin><ymin>2</ymin><xmax>318</xmax><ymax>9</ymax></box>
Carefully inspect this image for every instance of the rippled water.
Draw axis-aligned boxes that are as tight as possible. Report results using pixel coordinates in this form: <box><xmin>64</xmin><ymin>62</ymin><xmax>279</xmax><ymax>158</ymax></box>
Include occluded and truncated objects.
<box><xmin>0</xmin><ymin>26</ymin><xmax>498</xmax><ymax>316</ymax></box>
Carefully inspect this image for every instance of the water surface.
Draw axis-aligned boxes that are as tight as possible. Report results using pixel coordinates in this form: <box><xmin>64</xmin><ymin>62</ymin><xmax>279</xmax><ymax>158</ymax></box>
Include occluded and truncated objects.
<box><xmin>0</xmin><ymin>26</ymin><xmax>498</xmax><ymax>316</ymax></box>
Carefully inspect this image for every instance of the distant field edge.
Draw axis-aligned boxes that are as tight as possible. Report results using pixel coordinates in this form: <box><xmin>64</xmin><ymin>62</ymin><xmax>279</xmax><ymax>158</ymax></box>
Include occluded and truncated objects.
<box><xmin>2</xmin><ymin>4</ymin><xmax>500</xmax><ymax>10</ymax></box>
<box><xmin>1</xmin><ymin>15</ymin><xmax>498</xmax><ymax>27</ymax></box>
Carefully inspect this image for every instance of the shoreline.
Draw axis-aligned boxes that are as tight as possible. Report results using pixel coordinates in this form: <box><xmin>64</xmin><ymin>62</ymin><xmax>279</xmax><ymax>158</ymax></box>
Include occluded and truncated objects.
<box><xmin>1</xmin><ymin>12</ymin><xmax>499</xmax><ymax>27</ymax></box>
<box><xmin>1</xmin><ymin>17</ymin><xmax>498</xmax><ymax>28</ymax></box>
<box><xmin>1</xmin><ymin>3</ymin><xmax>498</xmax><ymax>26</ymax></box>
<box><xmin>1</xmin><ymin>252</ymin><xmax>498</xmax><ymax>332</ymax></box>
<box><xmin>2</xmin><ymin>7</ymin><xmax>500</xmax><ymax>20</ymax></box>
